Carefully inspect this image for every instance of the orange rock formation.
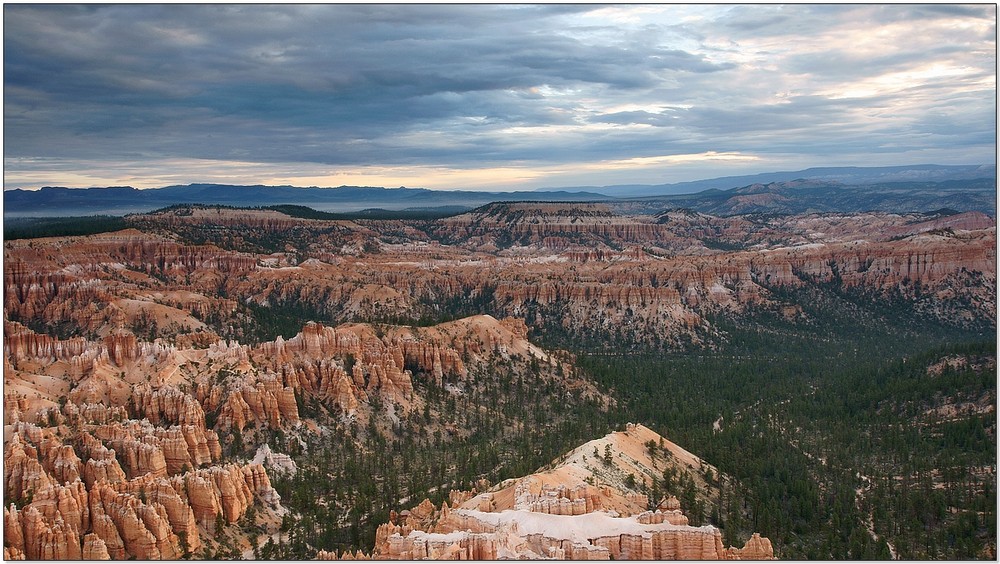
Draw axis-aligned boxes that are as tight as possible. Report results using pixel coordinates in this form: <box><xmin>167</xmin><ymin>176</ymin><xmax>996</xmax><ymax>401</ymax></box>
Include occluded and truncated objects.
<box><xmin>352</xmin><ymin>424</ymin><xmax>775</xmax><ymax>560</ymax></box>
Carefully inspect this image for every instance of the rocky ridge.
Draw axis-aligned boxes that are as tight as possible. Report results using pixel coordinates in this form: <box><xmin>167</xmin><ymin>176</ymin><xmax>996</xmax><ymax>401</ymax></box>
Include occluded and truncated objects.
<box><xmin>319</xmin><ymin>423</ymin><xmax>773</xmax><ymax>560</ymax></box>
<box><xmin>3</xmin><ymin>306</ymin><xmax>586</xmax><ymax>559</ymax></box>
<box><xmin>4</xmin><ymin>207</ymin><xmax>993</xmax><ymax>352</ymax></box>
<box><xmin>2</xmin><ymin>416</ymin><xmax>281</xmax><ymax>560</ymax></box>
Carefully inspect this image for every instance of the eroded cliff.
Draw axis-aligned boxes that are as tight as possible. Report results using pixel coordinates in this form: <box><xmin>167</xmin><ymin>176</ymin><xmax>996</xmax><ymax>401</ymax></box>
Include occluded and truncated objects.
<box><xmin>326</xmin><ymin>423</ymin><xmax>774</xmax><ymax>560</ymax></box>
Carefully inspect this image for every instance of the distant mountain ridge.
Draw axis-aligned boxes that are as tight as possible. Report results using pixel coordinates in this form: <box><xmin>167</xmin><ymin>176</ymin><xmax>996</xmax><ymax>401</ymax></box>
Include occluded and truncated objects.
<box><xmin>3</xmin><ymin>164</ymin><xmax>995</xmax><ymax>217</ymax></box>
<box><xmin>3</xmin><ymin>183</ymin><xmax>608</xmax><ymax>218</ymax></box>
<box><xmin>549</xmin><ymin>164</ymin><xmax>995</xmax><ymax>197</ymax></box>
<box><xmin>609</xmin><ymin>178</ymin><xmax>997</xmax><ymax>217</ymax></box>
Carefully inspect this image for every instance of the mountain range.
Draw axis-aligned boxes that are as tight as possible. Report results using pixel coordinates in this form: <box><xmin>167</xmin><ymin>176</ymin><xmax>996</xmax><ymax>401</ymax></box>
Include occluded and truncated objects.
<box><xmin>3</xmin><ymin>164</ymin><xmax>995</xmax><ymax>218</ymax></box>
<box><xmin>553</xmin><ymin>163</ymin><xmax>996</xmax><ymax>197</ymax></box>
<box><xmin>1</xmin><ymin>184</ymin><xmax>606</xmax><ymax>218</ymax></box>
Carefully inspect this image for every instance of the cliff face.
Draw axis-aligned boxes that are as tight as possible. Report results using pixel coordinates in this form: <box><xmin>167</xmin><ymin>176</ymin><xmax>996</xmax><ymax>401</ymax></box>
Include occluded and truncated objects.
<box><xmin>2</xmin><ymin>309</ymin><xmax>579</xmax><ymax>560</ymax></box>
<box><xmin>4</xmin><ymin>230</ymin><xmax>242</xmax><ymax>340</ymax></box>
<box><xmin>2</xmin><ymin>417</ymin><xmax>281</xmax><ymax>561</ymax></box>
<box><xmin>2</xmin><ymin>324</ymin><xmax>283</xmax><ymax>561</ymax></box>
<box><xmin>4</xmin><ymin>308</ymin><xmax>551</xmax><ymax>433</ymax></box>
<box><xmin>2</xmin><ymin>206</ymin><xmax>994</xmax><ymax>559</ymax></box>
<box><xmin>4</xmin><ymin>208</ymin><xmax>993</xmax><ymax>353</ymax></box>
<box><xmin>350</xmin><ymin>423</ymin><xmax>774</xmax><ymax>560</ymax></box>
<box><xmin>227</xmin><ymin>209</ymin><xmax>995</xmax><ymax>346</ymax></box>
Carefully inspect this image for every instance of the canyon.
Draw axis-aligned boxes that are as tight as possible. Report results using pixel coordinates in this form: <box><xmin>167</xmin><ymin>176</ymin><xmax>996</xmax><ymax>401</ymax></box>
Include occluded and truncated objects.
<box><xmin>2</xmin><ymin>305</ymin><xmax>614</xmax><ymax>559</ymax></box>
<box><xmin>6</xmin><ymin>204</ymin><xmax>994</xmax><ymax>350</ymax></box>
<box><xmin>3</xmin><ymin>202</ymin><xmax>994</xmax><ymax>559</ymax></box>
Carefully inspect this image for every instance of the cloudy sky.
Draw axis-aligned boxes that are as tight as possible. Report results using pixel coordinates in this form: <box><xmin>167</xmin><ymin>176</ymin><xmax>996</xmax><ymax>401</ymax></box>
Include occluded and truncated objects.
<box><xmin>4</xmin><ymin>4</ymin><xmax>996</xmax><ymax>191</ymax></box>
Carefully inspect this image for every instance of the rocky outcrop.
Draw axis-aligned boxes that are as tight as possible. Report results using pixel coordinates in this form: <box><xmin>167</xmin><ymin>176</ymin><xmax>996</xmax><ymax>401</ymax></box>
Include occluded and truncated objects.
<box><xmin>363</xmin><ymin>424</ymin><xmax>774</xmax><ymax>560</ymax></box>
<box><xmin>724</xmin><ymin>532</ymin><xmax>775</xmax><ymax>560</ymax></box>
<box><xmin>214</xmin><ymin>374</ymin><xmax>300</xmax><ymax>432</ymax></box>
<box><xmin>108</xmin><ymin>476</ymin><xmax>200</xmax><ymax>554</ymax></box>
<box><xmin>79</xmin><ymin>433</ymin><xmax>128</xmax><ymax>488</ymax></box>
<box><xmin>6</xmin><ymin>209</ymin><xmax>994</xmax><ymax>356</ymax></box>
<box><xmin>82</xmin><ymin>532</ymin><xmax>112</xmax><ymax>560</ymax></box>
<box><xmin>370</xmin><ymin>504</ymin><xmax>769</xmax><ymax>560</ymax></box>
<box><xmin>518</xmin><ymin>483</ymin><xmax>601</xmax><ymax>515</ymax></box>
<box><xmin>11</xmin><ymin>505</ymin><xmax>83</xmax><ymax>560</ymax></box>
<box><xmin>316</xmin><ymin>548</ymin><xmax>372</xmax><ymax>560</ymax></box>
<box><xmin>4</xmin><ymin>431</ymin><xmax>55</xmax><ymax>503</ymax></box>
<box><xmin>94</xmin><ymin>427</ymin><xmax>168</xmax><ymax>480</ymax></box>
<box><xmin>247</xmin><ymin>320</ymin><xmax>491</xmax><ymax>418</ymax></box>
<box><xmin>87</xmin><ymin>482</ymin><xmax>181</xmax><ymax>560</ymax></box>
<box><xmin>180</xmin><ymin>463</ymin><xmax>277</xmax><ymax>527</ymax></box>
<box><xmin>1</xmin><ymin>396</ymin><xmax>278</xmax><ymax>561</ymax></box>
<box><xmin>131</xmin><ymin>384</ymin><xmax>207</xmax><ymax>428</ymax></box>
<box><xmin>3</xmin><ymin>208</ymin><xmax>991</xmax><ymax>561</ymax></box>
<box><xmin>380</xmin><ymin>527</ymin><xmax>499</xmax><ymax>560</ymax></box>
<box><xmin>3</xmin><ymin>322</ymin><xmax>91</xmax><ymax>364</ymax></box>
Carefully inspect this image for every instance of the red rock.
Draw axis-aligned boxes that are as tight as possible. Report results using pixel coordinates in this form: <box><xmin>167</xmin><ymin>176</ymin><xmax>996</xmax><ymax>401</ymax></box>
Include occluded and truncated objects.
<box><xmin>4</xmin><ymin>433</ymin><xmax>53</xmax><ymax>503</ymax></box>
<box><xmin>82</xmin><ymin>532</ymin><xmax>112</xmax><ymax>559</ymax></box>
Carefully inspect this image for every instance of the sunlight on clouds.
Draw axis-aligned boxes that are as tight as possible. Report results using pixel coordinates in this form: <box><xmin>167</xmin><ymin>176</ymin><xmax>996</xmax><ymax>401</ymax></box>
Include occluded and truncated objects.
<box><xmin>600</xmin><ymin>103</ymin><xmax>683</xmax><ymax>114</ymax></box>
<box><xmin>705</xmin><ymin>10</ymin><xmax>996</xmax><ymax>103</ymax></box>
<box><xmin>289</xmin><ymin>152</ymin><xmax>761</xmax><ymax>190</ymax></box>
<box><xmin>3</xmin><ymin>157</ymin><xmax>552</xmax><ymax>192</ymax></box>
<box><xmin>5</xmin><ymin>153</ymin><xmax>762</xmax><ymax>193</ymax></box>
<box><xmin>268</xmin><ymin>165</ymin><xmax>548</xmax><ymax>191</ymax></box>
<box><xmin>150</xmin><ymin>25</ymin><xmax>206</xmax><ymax>47</ymax></box>
<box><xmin>589</xmin><ymin>151</ymin><xmax>759</xmax><ymax>171</ymax></box>
<box><xmin>825</xmin><ymin>63</ymin><xmax>989</xmax><ymax>100</ymax></box>
<box><xmin>580</xmin><ymin>5</ymin><xmax>673</xmax><ymax>25</ymax></box>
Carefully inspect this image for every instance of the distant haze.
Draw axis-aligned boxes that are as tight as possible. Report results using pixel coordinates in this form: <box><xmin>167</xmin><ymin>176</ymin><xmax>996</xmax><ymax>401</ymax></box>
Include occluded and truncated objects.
<box><xmin>4</xmin><ymin>165</ymin><xmax>995</xmax><ymax>218</ymax></box>
<box><xmin>4</xmin><ymin>5</ymin><xmax>996</xmax><ymax>191</ymax></box>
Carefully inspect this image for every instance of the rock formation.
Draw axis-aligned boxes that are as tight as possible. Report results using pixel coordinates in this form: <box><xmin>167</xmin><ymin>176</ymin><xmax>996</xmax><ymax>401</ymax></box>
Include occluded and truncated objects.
<box><xmin>5</xmin><ymin>207</ymin><xmax>993</xmax><ymax>355</ymax></box>
<box><xmin>0</xmin><ymin>387</ymin><xmax>281</xmax><ymax>560</ymax></box>
<box><xmin>3</xmin><ymin>206</ymin><xmax>993</xmax><ymax>560</ymax></box>
<box><xmin>357</xmin><ymin>424</ymin><xmax>774</xmax><ymax>560</ymax></box>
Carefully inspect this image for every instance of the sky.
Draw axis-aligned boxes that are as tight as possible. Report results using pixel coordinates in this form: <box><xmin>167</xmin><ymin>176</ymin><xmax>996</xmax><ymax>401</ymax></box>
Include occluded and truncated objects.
<box><xmin>3</xmin><ymin>4</ymin><xmax>996</xmax><ymax>191</ymax></box>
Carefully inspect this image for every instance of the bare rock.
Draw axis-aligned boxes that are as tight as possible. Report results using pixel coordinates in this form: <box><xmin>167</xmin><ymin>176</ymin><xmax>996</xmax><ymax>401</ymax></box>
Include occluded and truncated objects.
<box><xmin>82</xmin><ymin>532</ymin><xmax>112</xmax><ymax>559</ymax></box>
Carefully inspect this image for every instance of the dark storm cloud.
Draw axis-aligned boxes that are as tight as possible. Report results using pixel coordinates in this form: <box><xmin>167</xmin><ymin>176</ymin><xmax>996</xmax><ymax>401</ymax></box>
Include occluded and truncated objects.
<box><xmin>3</xmin><ymin>4</ymin><xmax>996</xmax><ymax>189</ymax></box>
<box><xmin>4</xmin><ymin>4</ymin><xmax>734</xmax><ymax>169</ymax></box>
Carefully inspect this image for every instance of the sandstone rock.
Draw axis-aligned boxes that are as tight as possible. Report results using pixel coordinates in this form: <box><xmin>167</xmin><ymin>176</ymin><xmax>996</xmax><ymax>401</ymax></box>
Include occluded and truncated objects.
<box><xmin>183</xmin><ymin>472</ymin><xmax>223</xmax><ymax>525</ymax></box>
<box><xmin>82</xmin><ymin>532</ymin><xmax>112</xmax><ymax>559</ymax></box>
<box><xmin>131</xmin><ymin>384</ymin><xmax>206</xmax><ymax>428</ymax></box>
<box><xmin>4</xmin><ymin>392</ymin><xmax>30</xmax><ymax>425</ymax></box>
<box><xmin>726</xmin><ymin>532</ymin><xmax>775</xmax><ymax>560</ymax></box>
<box><xmin>88</xmin><ymin>481</ymin><xmax>181</xmax><ymax>560</ymax></box>
<box><xmin>19</xmin><ymin>505</ymin><xmax>82</xmax><ymax>560</ymax></box>
<box><xmin>104</xmin><ymin>332</ymin><xmax>139</xmax><ymax>366</ymax></box>
<box><xmin>368</xmin><ymin>424</ymin><xmax>775</xmax><ymax>560</ymax></box>
<box><xmin>116</xmin><ymin>475</ymin><xmax>201</xmax><ymax>554</ymax></box>
<box><xmin>89</xmin><ymin>512</ymin><xmax>126</xmax><ymax>560</ymax></box>
<box><xmin>4</xmin><ymin>433</ymin><xmax>53</xmax><ymax>503</ymax></box>
<box><xmin>180</xmin><ymin>463</ymin><xmax>272</xmax><ymax>527</ymax></box>
<box><xmin>0</xmin><ymin>399</ymin><xmax>280</xmax><ymax>562</ymax></box>
<box><xmin>155</xmin><ymin>427</ymin><xmax>195</xmax><ymax>475</ymax></box>
<box><xmin>62</xmin><ymin>401</ymin><xmax>129</xmax><ymax>425</ymax></box>
<box><xmin>29</xmin><ymin>479</ymin><xmax>90</xmax><ymax>534</ymax></box>
<box><xmin>40</xmin><ymin>437</ymin><xmax>83</xmax><ymax>485</ymax></box>
<box><xmin>3</xmin><ymin>208</ymin><xmax>987</xmax><ymax>563</ymax></box>
<box><xmin>83</xmin><ymin>452</ymin><xmax>129</xmax><ymax>488</ymax></box>
<box><xmin>4</xmin><ymin>505</ymin><xmax>25</xmax><ymax>557</ymax></box>
<box><xmin>120</xmin><ymin>438</ymin><xmax>169</xmax><ymax>479</ymax></box>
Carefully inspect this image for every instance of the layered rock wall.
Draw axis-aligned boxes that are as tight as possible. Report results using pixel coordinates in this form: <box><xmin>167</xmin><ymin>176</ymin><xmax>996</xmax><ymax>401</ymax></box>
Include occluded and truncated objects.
<box><xmin>1</xmin><ymin>400</ymin><xmax>279</xmax><ymax>560</ymax></box>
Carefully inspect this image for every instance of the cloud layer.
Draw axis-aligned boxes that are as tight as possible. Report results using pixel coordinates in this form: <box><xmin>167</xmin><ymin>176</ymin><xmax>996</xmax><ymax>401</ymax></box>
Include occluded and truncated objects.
<box><xmin>4</xmin><ymin>4</ymin><xmax>996</xmax><ymax>190</ymax></box>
